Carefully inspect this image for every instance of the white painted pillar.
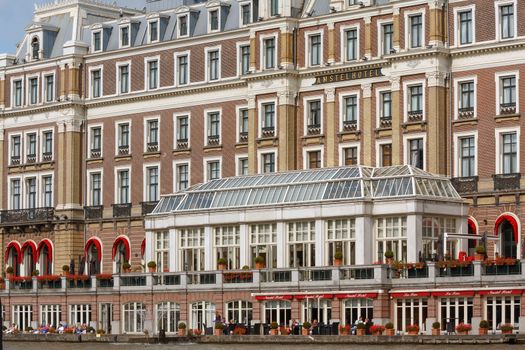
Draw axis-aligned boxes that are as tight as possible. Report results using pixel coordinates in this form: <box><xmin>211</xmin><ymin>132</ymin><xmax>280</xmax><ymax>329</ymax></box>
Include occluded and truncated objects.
<box><xmin>355</xmin><ymin>216</ymin><xmax>373</xmax><ymax>265</ymax></box>
<box><xmin>169</xmin><ymin>228</ymin><xmax>177</xmax><ymax>272</ymax></box>
<box><xmin>145</xmin><ymin>231</ymin><xmax>154</xmax><ymax>267</ymax></box>
<box><xmin>239</xmin><ymin>224</ymin><xmax>249</xmax><ymax>268</ymax></box>
<box><xmin>407</xmin><ymin>215</ymin><xmax>421</xmax><ymax>262</ymax></box>
<box><xmin>315</xmin><ymin>219</ymin><xmax>325</xmax><ymax>266</ymax></box>
<box><xmin>204</xmin><ymin>226</ymin><xmax>213</xmax><ymax>270</ymax></box>
<box><xmin>277</xmin><ymin>222</ymin><xmax>287</xmax><ymax>268</ymax></box>
<box><xmin>456</xmin><ymin>216</ymin><xmax>469</xmax><ymax>255</ymax></box>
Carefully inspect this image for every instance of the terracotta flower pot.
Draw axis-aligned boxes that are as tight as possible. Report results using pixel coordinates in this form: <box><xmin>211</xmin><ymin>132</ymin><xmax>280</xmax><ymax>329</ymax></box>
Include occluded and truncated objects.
<box><xmin>178</xmin><ymin>328</ymin><xmax>186</xmax><ymax>336</ymax></box>
<box><xmin>148</xmin><ymin>267</ymin><xmax>156</xmax><ymax>273</ymax></box>
<box><xmin>334</xmin><ymin>259</ymin><xmax>342</xmax><ymax>266</ymax></box>
<box><xmin>502</xmin><ymin>330</ymin><xmax>512</xmax><ymax>334</ymax></box>
<box><xmin>479</xmin><ymin>328</ymin><xmax>488</xmax><ymax>335</ymax></box>
<box><xmin>255</xmin><ymin>262</ymin><xmax>265</xmax><ymax>269</ymax></box>
<box><xmin>386</xmin><ymin>328</ymin><xmax>395</xmax><ymax>336</ymax></box>
<box><xmin>372</xmin><ymin>331</ymin><xmax>383</xmax><ymax>336</ymax></box>
<box><xmin>269</xmin><ymin>329</ymin><xmax>278</xmax><ymax>335</ymax></box>
<box><xmin>475</xmin><ymin>254</ymin><xmax>484</xmax><ymax>261</ymax></box>
<box><xmin>432</xmin><ymin>328</ymin><xmax>440</xmax><ymax>336</ymax></box>
<box><xmin>408</xmin><ymin>330</ymin><xmax>418</xmax><ymax>335</ymax></box>
<box><xmin>340</xmin><ymin>329</ymin><xmax>349</xmax><ymax>336</ymax></box>
<box><xmin>218</xmin><ymin>263</ymin><xmax>226</xmax><ymax>271</ymax></box>
<box><xmin>302</xmin><ymin>328</ymin><xmax>310</xmax><ymax>336</ymax></box>
<box><xmin>356</xmin><ymin>328</ymin><xmax>365</xmax><ymax>336</ymax></box>
<box><xmin>386</xmin><ymin>258</ymin><xmax>394</xmax><ymax>265</ymax></box>
<box><xmin>214</xmin><ymin>329</ymin><xmax>222</xmax><ymax>336</ymax></box>
<box><xmin>458</xmin><ymin>331</ymin><xmax>468</xmax><ymax>335</ymax></box>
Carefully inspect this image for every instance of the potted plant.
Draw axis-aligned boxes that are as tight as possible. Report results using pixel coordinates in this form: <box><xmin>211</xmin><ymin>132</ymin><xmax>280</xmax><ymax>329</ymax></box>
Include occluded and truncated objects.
<box><xmin>384</xmin><ymin>250</ymin><xmax>394</xmax><ymax>264</ymax></box>
<box><xmin>147</xmin><ymin>261</ymin><xmax>157</xmax><ymax>273</ymax></box>
<box><xmin>178</xmin><ymin>322</ymin><xmax>186</xmax><ymax>336</ymax></box>
<box><xmin>62</xmin><ymin>265</ymin><xmax>70</xmax><ymax>276</ymax></box>
<box><xmin>302</xmin><ymin>322</ymin><xmax>311</xmax><ymax>336</ymax></box>
<box><xmin>5</xmin><ymin>266</ymin><xmax>14</xmax><ymax>279</ymax></box>
<box><xmin>339</xmin><ymin>324</ymin><xmax>351</xmax><ymax>336</ymax></box>
<box><xmin>479</xmin><ymin>320</ymin><xmax>489</xmax><ymax>335</ymax></box>
<box><xmin>500</xmin><ymin>324</ymin><xmax>514</xmax><ymax>334</ymax></box>
<box><xmin>475</xmin><ymin>245</ymin><xmax>486</xmax><ymax>261</ymax></box>
<box><xmin>254</xmin><ymin>256</ymin><xmax>265</xmax><ymax>269</ymax></box>
<box><xmin>455</xmin><ymin>323</ymin><xmax>471</xmax><ymax>335</ymax></box>
<box><xmin>432</xmin><ymin>322</ymin><xmax>441</xmax><ymax>336</ymax></box>
<box><xmin>269</xmin><ymin>321</ymin><xmax>278</xmax><ymax>335</ymax></box>
<box><xmin>31</xmin><ymin>270</ymin><xmax>39</xmax><ymax>277</ymax></box>
<box><xmin>122</xmin><ymin>261</ymin><xmax>131</xmax><ymax>273</ymax></box>
<box><xmin>385</xmin><ymin>322</ymin><xmax>395</xmax><ymax>336</ymax></box>
<box><xmin>334</xmin><ymin>251</ymin><xmax>343</xmax><ymax>266</ymax></box>
<box><xmin>406</xmin><ymin>324</ymin><xmax>419</xmax><ymax>335</ymax></box>
<box><xmin>214</xmin><ymin>321</ymin><xmax>224</xmax><ymax>336</ymax></box>
<box><xmin>356</xmin><ymin>323</ymin><xmax>366</xmax><ymax>336</ymax></box>
<box><xmin>217</xmin><ymin>258</ymin><xmax>228</xmax><ymax>270</ymax></box>
<box><xmin>370</xmin><ymin>325</ymin><xmax>385</xmax><ymax>336</ymax></box>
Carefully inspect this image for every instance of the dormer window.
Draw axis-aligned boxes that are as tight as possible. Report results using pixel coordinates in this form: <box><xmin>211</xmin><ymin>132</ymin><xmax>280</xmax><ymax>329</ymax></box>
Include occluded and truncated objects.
<box><xmin>120</xmin><ymin>26</ymin><xmax>130</xmax><ymax>47</ymax></box>
<box><xmin>270</xmin><ymin>0</ymin><xmax>279</xmax><ymax>16</ymax></box>
<box><xmin>92</xmin><ymin>31</ymin><xmax>102</xmax><ymax>52</ymax></box>
<box><xmin>209</xmin><ymin>10</ymin><xmax>219</xmax><ymax>32</ymax></box>
<box><xmin>179</xmin><ymin>15</ymin><xmax>188</xmax><ymax>37</ymax></box>
<box><xmin>149</xmin><ymin>20</ymin><xmax>159</xmax><ymax>43</ymax></box>
<box><xmin>31</xmin><ymin>37</ymin><xmax>40</xmax><ymax>60</ymax></box>
<box><xmin>241</xmin><ymin>3</ymin><xmax>251</xmax><ymax>25</ymax></box>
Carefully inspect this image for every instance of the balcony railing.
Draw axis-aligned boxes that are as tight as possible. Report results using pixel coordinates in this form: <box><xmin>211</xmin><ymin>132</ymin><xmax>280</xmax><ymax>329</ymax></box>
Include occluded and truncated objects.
<box><xmin>239</xmin><ymin>132</ymin><xmax>248</xmax><ymax>143</ymax></box>
<box><xmin>112</xmin><ymin>203</ymin><xmax>132</xmax><ymax>218</ymax></box>
<box><xmin>68</xmin><ymin>278</ymin><xmax>92</xmax><ymax>289</ymax></box>
<box><xmin>27</xmin><ymin>154</ymin><xmax>36</xmax><ymax>163</ymax></box>
<box><xmin>10</xmin><ymin>156</ymin><xmax>20</xmax><ymax>166</ymax></box>
<box><xmin>438</xmin><ymin>264</ymin><xmax>474</xmax><ymax>277</ymax></box>
<box><xmin>450</xmin><ymin>176</ymin><xmax>478</xmax><ymax>194</ymax></box>
<box><xmin>379</xmin><ymin>117</ymin><xmax>392</xmax><ymax>128</ymax></box>
<box><xmin>141</xmin><ymin>201</ymin><xmax>159</xmax><ymax>216</ymax></box>
<box><xmin>176</xmin><ymin>139</ymin><xmax>189</xmax><ymax>150</ymax></box>
<box><xmin>260</xmin><ymin>270</ymin><xmax>291</xmax><ymax>283</ymax></box>
<box><xmin>261</xmin><ymin>127</ymin><xmax>275</xmax><ymax>138</ymax></box>
<box><xmin>493</xmin><ymin>173</ymin><xmax>521</xmax><ymax>191</ymax></box>
<box><xmin>120</xmin><ymin>276</ymin><xmax>147</xmax><ymax>287</ymax></box>
<box><xmin>339</xmin><ymin>267</ymin><xmax>374</xmax><ymax>280</ymax></box>
<box><xmin>458</xmin><ymin>107</ymin><xmax>475</xmax><ymax>119</ymax></box>
<box><xmin>300</xmin><ymin>269</ymin><xmax>332</xmax><ymax>281</ymax></box>
<box><xmin>84</xmin><ymin>206</ymin><xmax>103</xmax><ymax>220</ymax></box>
<box><xmin>343</xmin><ymin>120</ymin><xmax>357</xmax><ymax>132</ymax></box>
<box><xmin>307</xmin><ymin>124</ymin><xmax>321</xmax><ymax>135</ymax></box>
<box><xmin>90</xmin><ymin>149</ymin><xmax>102</xmax><ymax>159</ymax></box>
<box><xmin>407</xmin><ymin>110</ymin><xmax>423</xmax><ymax>122</ymax></box>
<box><xmin>188</xmin><ymin>273</ymin><xmax>216</xmax><ymax>285</ymax></box>
<box><xmin>42</xmin><ymin>152</ymin><xmax>53</xmax><ymax>162</ymax></box>
<box><xmin>483</xmin><ymin>264</ymin><xmax>521</xmax><ymax>276</ymax></box>
<box><xmin>0</xmin><ymin>207</ymin><xmax>54</xmax><ymax>224</ymax></box>
<box><xmin>207</xmin><ymin>135</ymin><xmax>220</xmax><ymax>146</ymax></box>
<box><xmin>223</xmin><ymin>271</ymin><xmax>253</xmax><ymax>284</ymax></box>
<box><xmin>146</xmin><ymin>142</ymin><xmax>159</xmax><ymax>153</ymax></box>
<box><xmin>394</xmin><ymin>266</ymin><xmax>429</xmax><ymax>279</ymax></box>
<box><xmin>500</xmin><ymin>102</ymin><xmax>517</xmax><ymax>115</ymax></box>
<box><xmin>118</xmin><ymin>145</ymin><xmax>129</xmax><ymax>155</ymax></box>
<box><xmin>154</xmin><ymin>274</ymin><xmax>181</xmax><ymax>286</ymax></box>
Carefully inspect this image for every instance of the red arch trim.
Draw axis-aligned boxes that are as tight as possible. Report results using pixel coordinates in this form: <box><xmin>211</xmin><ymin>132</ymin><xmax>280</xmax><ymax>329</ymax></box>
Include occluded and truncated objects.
<box><xmin>112</xmin><ymin>237</ymin><xmax>130</xmax><ymax>262</ymax></box>
<box><xmin>85</xmin><ymin>238</ymin><xmax>102</xmax><ymax>261</ymax></box>
<box><xmin>468</xmin><ymin>218</ymin><xmax>477</xmax><ymax>235</ymax></box>
<box><xmin>21</xmin><ymin>241</ymin><xmax>37</xmax><ymax>260</ymax></box>
<box><xmin>141</xmin><ymin>239</ymin><xmax>145</xmax><ymax>258</ymax></box>
<box><xmin>494</xmin><ymin>214</ymin><xmax>519</xmax><ymax>242</ymax></box>
<box><xmin>37</xmin><ymin>240</ymin><xmax>53</xmax><ymax>263</ymax></box>
<box><xmin>5</xmin><ymin>242</ymin><xmax>22</xmax><ymax>264</ymax></box>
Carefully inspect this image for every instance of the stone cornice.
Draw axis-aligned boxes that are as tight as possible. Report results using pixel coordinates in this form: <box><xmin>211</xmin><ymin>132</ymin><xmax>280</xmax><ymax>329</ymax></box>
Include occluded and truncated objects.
<box><xmin>450</xmin><ymin>40</ymin><xmax>525</xmax><ymax>58</ymax></box>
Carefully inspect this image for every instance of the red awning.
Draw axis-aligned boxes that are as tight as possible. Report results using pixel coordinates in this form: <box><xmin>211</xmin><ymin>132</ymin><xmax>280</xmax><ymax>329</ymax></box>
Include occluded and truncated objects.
<box><xmin>5</xmin><ymin>241</ymin><xmax>22</xmax><ymax>264</ymax></box>
<box><xmin>494</xmin><ymin>214</ymin><xmax>519</xmax><ymax>242</ymax></box>
<box><xmin>37</xmin><ymin>239</ymin><xmax>53</xmax><ymax>263</ymax></box>
<box><xmin>141</xmin><ymin>239</ymin><xmax>146</xmax><ymax>257</ymax></box>
<box><xmin>467</xmin><ymin>218</ymin><xmax>477</xmax><ymax>235</ymax></box>
<box><xmin>478</xmin><ymin>289</ymin><xmax>523</xmax><ymax>296</ymax></box>
<box><xmin>21</xmin><ymin>241</ymin><xmax>37</xmax><ymax>260</ymax></box>
<box><xmin>295</xmin><ymin>294</ymin><xmax>333</xmax><ymax>300</ymax></box>
<box><xmin>112</xmin><ymin>236</ymin><xmax>131</xmax><ymax>261</ymax></box>
<box><xmin>390</xmin><ymin>292</ymin><xmax>431</xmax><ymax>298</ymax></box>
<box><xmin>255</xmin><ymin>295</ymin><xmax>293</xmax><ymax>301</ymax></box>
<box><xmin>335</xmin><ymin>293</ymin><xmax>378</xmax><ymax>299</ymax></box>
<box><xmin>85</xmin><ymin>238</ymin><xmax>102</xmax><ymax>261</ymax></box>
<box><xmin>432</xmin><ymin>291</ymin><xmax>475</xmax><ymax>297</ymax></box>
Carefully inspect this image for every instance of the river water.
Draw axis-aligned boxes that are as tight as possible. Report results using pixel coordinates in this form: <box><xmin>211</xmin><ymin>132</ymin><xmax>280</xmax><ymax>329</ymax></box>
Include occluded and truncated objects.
<box><xmin>3</xmin><ymin>343</ymin><xmax>522</xmax><ymax>350</ymax></box>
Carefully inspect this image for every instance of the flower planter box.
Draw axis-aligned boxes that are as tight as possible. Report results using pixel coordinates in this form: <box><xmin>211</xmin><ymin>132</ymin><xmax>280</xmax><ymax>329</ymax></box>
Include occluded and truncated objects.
<box><xmin>407</xmin><ymin>331</ymin><xmax>418</xmax><ymax>335</ymax></box>
<box><xmin>432</xmin><ymin>329</ymin><xmax>440</xmax><ymax>336</ymax></box>
<box><xmin>385</xmin><ymin>329</ymin><xmax>395</xmax><ymax>336</ymax></box>
<box><xmin>356</xmin><ymin>328</ymin><xmax>365</xmax><ymax>336</ymax></box>
<box><xmin>214</xmin><ymin>329</ymin><xmax>222</xmax><ymax>336</ymax></box>
<box><xmin>301</xmin><ymin>328</ymin><xmax>310</xmax><ymax>336</ymax></box>
<box><xmin>502</xmin><ymin>330</ymin><xmax>513</xmax><ymax>334</ymax></box>
<box><xmin>178</xmin><ymin>329</ymin><xmax>186</xmax><ymax>336</ymax></box>
<box><xmin>479</xmin><ymin>328</ymin><xmax>488</xmax><ymax>335</ymax></box>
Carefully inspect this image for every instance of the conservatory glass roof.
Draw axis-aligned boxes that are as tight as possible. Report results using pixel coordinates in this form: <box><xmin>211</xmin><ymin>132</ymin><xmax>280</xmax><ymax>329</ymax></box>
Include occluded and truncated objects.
<box><xmin>151</xmin><ymin>165</ymin><xmax>461</xmax><ymax>215</ymax></box>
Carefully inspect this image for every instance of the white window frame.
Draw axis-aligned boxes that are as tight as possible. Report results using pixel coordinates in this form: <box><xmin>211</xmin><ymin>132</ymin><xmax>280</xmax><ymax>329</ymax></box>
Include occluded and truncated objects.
<box><xmin>122</xmin><ymin>302</ymin><xmax>146</xmax><ymax>334</ymax></box>
<box><xmin>454</xmin><ymin>76</ymin><xmax>478</xmax><ymax>120</ymax></box>
<box><xmin>143</xmin><ymin>116</ymin><xmax>160</xmax><ymax>152</ymax></box>
<box><xmin>91</xmin><ymin>29</ymin><xmax>103</xmax><ymax>53</ymax></box>
<box><xmin>403</xmin><ymin>133</ymin><xmax>427</xmax><ymax>171</ymax></box>
<box><xmin>340</xmin><ymin>24</ymin><xmax>360</xmax><ymax>62</ymax></box>
<box><xmin>257</xmin><ymin>148</ymin><xmax>278</xmax><ymax>174</ymax></box>
<box><xmin>87</xmin><ymin>123</ymin><xmax>104</xmax><ymax>158</ymax></box>
<box><xmin>26</xmin><ymin>74</ymin><xmax>39</xmax><ymax>106</ymax></box>
<box><xmin>147</xmin><ymin>19</ymin><xmax>160</xmax><ymax>43</ymax></box>
<box><xmin>143</xmin><ymin>162</ymin><xmax>161</xmax><ymax>202</ymax></box>
<box><xmin>173</xmin><ymin>159</ymin><xmax>191</xmax><ymax>192</ymax></box>
<box><xmin>11</xmin><ymin>76</ymin><xmax>24</xmax><ymax>108</ymax></box>
<box><xmin>453</xmin><ymin>5</ymin><xmax>476</xmax><ymax>47</ymax></box>
<box><xmin>177</xmin><ymin>13</ymin><xmax>190</xmax><ymax>38</ymax></box>
<box><xmin>173</xmin><ymin>112</ymin><xmax>191</xmax><ymax>148</ymax></box>
<box><xmin>404</xmin><ymin>9</ymin><xmax>426</xmax><ymax>49</ymax></box>
<box><xmin>40</xmin><ymin>173</ymin><xmax>54</xmax><ymax>208</ymax></box>
<box><xmin>207</xmin><ymin>7</ymin><xmax>221</xmax><ymax>33</ymax></box>
<box><xmin>114</xmin><ymin>120</ymin><xmax>132</xmax><ymax>156</ymax></box>
<box><xmin>40</xmin><ymin>304</ymin><xmax>61</xmax><ymax>327</ymax></box>
<box><xmin>88</xmin><ymin>65</ymin><xmax>103</xmax><ymax>99</ymax></box>
<box><xmin>144</xmin><ymin>56</ymin><xmax>160</xmax><ymax>91</ymax></box>
<box><xmin>205</xmin><ymin>46</ymin><xmax>222</xmax><ymax>82</ymax></box>
<box><xmin>377</xmin><ymin>19</ymin><xmax>394</xmax><ymax>57</ymax></box>
<box><xmin>39</xmin><ymin>128</ymin><xmax>54</xmax><ymax>162</ymax></box>
<box><xmin>260</xmin><ymin>33</ymin><xmax>278</xmax><ymax>71</ymax></box>
<box><xmin>114</xmin><ymin>166</ymin><xmax>131</xmax><ymax>204</ymax></box>
<box><xmin>495</xmin><ymin>0</ymin><xmax>517</xmax><ymax>41</ymax></box>
<box><xmin>12</xmin><ymin>305</ymin><xmax>32</xmax><ymax>330</ymax></box>
<box><xmin>236</xmin><ymin>41</ymin><xmax>251</xmax><ymax>77</ymax></box>
<box><xmin>236</xmin><ymin>104</ymin><xmax>249</xmax><ymax>143</ymax></box>
<box><xmin>23</xmin><ymin>130</ymin><xmax>38</xmax><ymax>164</ymax></box>
<box><xmin>304</xmin><ymin>30</ymin><xmax>324</xmax><ymax>67</ymax></box>
<box><xmin>119</xmin><ymin>23</ymin><xmax>131</xmax><ymax>49</ymax></box>
<box><xmin>204</xmin><ymin>108</ymin><xmax>222</xmax><ymax>146</ymax></box>
<box><xmin>42</xmin><ymin>71</ymin><xmax>56</xmax><ymax>103</ymax></box>
<box><xmin>303</xmin><ymin>145</ymin><xmax>323</xmax><ymax>170</ymax></box>
<box><xmin>339</xmin><ymin>91</ymin><xmax>360</xmax><ymax>131</ymax></box>
<box><xmin>8</xmin><ymin>132</ymin><xmax>23</xmax><ymax>165</ymax></box>
<box><xmin>174</xmin><ymin>51</ymin><xmax>191</xmax><ymax>86</ymax></box>
<box><xmin>375</xmin><ymin>86</ymin><xmax>391</xmax><ymax>126</ymax></box>
<box><xmin>239</xmin><ymin>1</ymin><xmax>253</xmax><ymax>26</ymax></box>
<box><xmin>204</xmin><ymin>156</ymin><xmax>222</xmax><ymax>182</ymax></box>
<box><xmin>339</xmin><ymin>142</ymin><xmax>360</xmax><ymax>166</ymax></box>
<box><xmin>403</xmin><ymin>79</ymin><xmax>426</xmax><ymax>122</ymax></box>
<box><xmin>303</xmin><ymin>95</ymin><xmax>324</xmax><ymax>135</ymax></box>
<box><xmin>155</xmin><ymin>301</ymin><xmax>180</xmax><ymax>334</ymax></box>
<box><xmin>258</xmin><ymin>98</ymin><xmax>278</xmax><ymax>138</ymax></box>
<box><xmin>235</xmin><ymin>153</ymin><xmax>249</xmax><ymax>176</ymax></box>
<box><xmin>375</xmin><ymin>138</ymin><xmax>393</xmax><ymax>167</ymax></box>
<box><xmin>116</xmin><ymin>61</ymin><xmax>131</xmax><ymax>95</ymax></box>
<box><xmin>7</xmin><ymin>175</ymin><xmax>22</xmax><ymax>210</ymax></box>
<box><xmin>453</xmin><ymin>131</ymin><xmax>478</xmax><ymax>177</ymax></box>
<box><xmin>495</xmin><ymin>70</ymin><xmax>520</xmax><ymax>115</ymax></box>
<box><xmin>87</xmin><ymin>168</ymin><xmax>104</xmax><ymax>206</ymax></box>
<box><xmin>495</xmin><ymin>126</ymin><xmax>520</xmax><ymax>175</ymax></box>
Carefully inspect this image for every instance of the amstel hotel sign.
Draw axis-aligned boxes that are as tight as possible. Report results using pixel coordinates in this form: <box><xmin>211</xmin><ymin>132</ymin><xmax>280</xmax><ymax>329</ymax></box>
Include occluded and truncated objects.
<box><xmin>314</xmin><ymin>67</ymin><xmax>383</xmax><ymax>85</ymax></box>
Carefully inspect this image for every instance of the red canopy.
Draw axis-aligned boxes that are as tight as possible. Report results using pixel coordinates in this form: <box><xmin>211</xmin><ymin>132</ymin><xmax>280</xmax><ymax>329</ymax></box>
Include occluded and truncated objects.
<box><xmin>4</xmin><ymin>241</ymin><xmax>21</xmax><ymax>264</ymax></box>
<box><xmin>141</xmin><ymin>239</ymin><xmax>146</xmax><ymax>258</ymax></box>
<box><xmin>432</xmin><ymin>291</ymin><xmax>475</xmax><ymax>297</ymax></box>
<box><xmin>112</xmin><ymin>236</ymin><xmax>130</xmax><ymax>261</ymax></box>
<box><xmin>255</xmin><ymin>295</ymin><xmax>293</xmax><ymax>301</ymax></box>
<box><xmin>478</xmin><ymin>289</ymin><xmax>522</xmax><ymax>296</ymax></box>
<box><xmin>21</xmin><ymin>241</ymin><xmax>37</xmax><ymax>260</ymax></box>
<box><xmin>85</xmin><ymin>237</ymin><xmax>102</xmax><ymax>261</ymax></box>
<box><xmin>335</xmin><ymin>293</ymin><xmax>378</xmax><ymax>299</ymax></box>
<box><xmin>494</xmin><ymin>214</ymin><xmax>519</xmax><ymax>242</ymax></box>
<box><xmin>295</xmin><ymin>294</ymin><xmax>333</xmax><ymax>300</ymax></box>
<box><xmin>467</xmin><ymin>217</ymin><xmax>477</xmax><ymax>235</ymax></box>
<box><xmin>390</xmin><ymin>292</ymin><xmax>431</xmax><ymax>298</ymax></box>
<box><xmin>37</xmin><ymin>239</ymin><xmax>53</xmax><ymax>263</ymax></box>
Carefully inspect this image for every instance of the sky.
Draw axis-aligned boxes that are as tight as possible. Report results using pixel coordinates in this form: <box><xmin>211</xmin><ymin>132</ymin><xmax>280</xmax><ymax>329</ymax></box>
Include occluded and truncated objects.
<box><xmin>0</xmin><ymin>0</ymin><xmax>146</xmax><ymax>54</ymax></box>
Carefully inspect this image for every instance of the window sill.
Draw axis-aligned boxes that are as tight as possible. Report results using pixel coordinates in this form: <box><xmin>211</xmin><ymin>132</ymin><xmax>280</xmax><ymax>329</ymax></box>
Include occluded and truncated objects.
<box><xmin>203</xmin><ymin>144</ymin><xmax>223</xmax><ymax>151</ymax></box>
<box><xmin>494</xmin><ymin>113</ymin><xmax>520</xmax><ymax>122</ymax></box>
<box><xmin>114</xmin><ymin>154</ymin><xmax>132</xmax><ymax>161</ymax></box>
<box><xmin>453</xmin><ymin>118</ymin><xmax>478</xmax><ymax>126</ymax></box>
<box><xmin>173</xmin><ymin>148</ymin><xmax>191</xmax><ymax>154</ymax></box>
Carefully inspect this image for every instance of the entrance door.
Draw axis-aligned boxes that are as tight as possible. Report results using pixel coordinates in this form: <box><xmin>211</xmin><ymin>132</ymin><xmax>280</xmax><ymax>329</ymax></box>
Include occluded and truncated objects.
<box><xmin>501</xmin><ymin>221</ymin><xmax>517</xmax><ymax>258</ymax></box>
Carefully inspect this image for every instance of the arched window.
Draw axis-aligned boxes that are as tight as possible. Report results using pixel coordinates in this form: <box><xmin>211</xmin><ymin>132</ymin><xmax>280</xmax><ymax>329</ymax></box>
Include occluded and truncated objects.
<box><xmin>190</xmin><ymin>301</ymin><xmax>216</xmax><ymax>331</ymax></box>
<box><xmin>85</xmin><ymin>238</ymin><xmax>102</xmax><ymax>275</ymax></box>
<box><xmin>122</xmin><ymin>302</ymin><xmax>146</xmax><ymax>334</ymax></box>
<box><xmin>21</xmin><ymin>241</ymin><xmax>37</xmax><ymax>277</ymax></box>
<box><xmin>5</xmin><ymin>242</ymin><xmax>21</xmax><ymax>276</ymax></box>
<box><xmin>226</xmin><ymin>300</ymin><xmax>252</xmax><ymax>324</ymax></box>
<box><xmin>494</xmin><ymin>214</ymin><xmax>519</xmax><ymax>259</ymax></box>
<box><xmin>156</xmin><ymin>302</ymin><xmax>180</xmax><ymax>334</ymax></box>
<box><xmin>467</xmin><ymin>217</ymin><xmax>478</xmax><ymax>254</ymax></box>
<box><xmin>112</xmin><ymin>236</ymin><xmax>130</xmax><ymax>273</ymax></box>
<box><xmin>38</xmin><ymin>240</ymin><xmax>53</xmax><ymax>275</ymax></box>
<box><xmin>31</xmin><ymin>37</ymin><xmax>40</xmax><ymax>60</ymax></box>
